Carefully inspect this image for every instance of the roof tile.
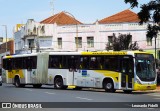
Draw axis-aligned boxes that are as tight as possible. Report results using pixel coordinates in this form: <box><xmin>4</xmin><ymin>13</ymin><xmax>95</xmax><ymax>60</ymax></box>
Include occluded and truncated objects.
<box><xmin>99</xmin><ymin>9</ymin><xmax>140</xmax><ymax>24</ymax></box>
<box><xmin>40</xmin><ymin>11</ymin><xmax>82</xmax><ymax>25</ymax></box>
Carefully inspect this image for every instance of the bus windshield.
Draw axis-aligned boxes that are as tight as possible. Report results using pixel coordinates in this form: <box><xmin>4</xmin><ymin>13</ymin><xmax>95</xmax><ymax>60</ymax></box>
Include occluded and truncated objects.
<box><xmin>135</xmin><ymin>54</ymin><xmax>156</xmax><ymax>81</ymax></box>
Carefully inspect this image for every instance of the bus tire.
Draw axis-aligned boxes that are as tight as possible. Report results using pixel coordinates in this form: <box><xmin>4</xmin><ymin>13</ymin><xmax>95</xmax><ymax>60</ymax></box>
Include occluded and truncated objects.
<box><xmin>14</xmin><ymin>76</ymin><xmax>25</xmax><ymax>88</ymax></box>
<box><xmin>103</xmin><ymin>79</ymin><xmax>116</xmax><ymax>93</ymax></box>
<box><xmin>14</xmin><ymin>77</ymin><xmax>21</xmax><ymax>88</ymax></box>
<box><xmin>123</xmin><ymin>90</ymin><xmax>132</xmax><ymax>93</ymax></box>
<box><xmin>54</xmin><ymin>77</ymin><xmax>64</xmax><ymax>89</ymax></box>
<box><xmin>33</xmin><ymin>84</ymin><xmax>42</xmax><ymax>88</ymax></box>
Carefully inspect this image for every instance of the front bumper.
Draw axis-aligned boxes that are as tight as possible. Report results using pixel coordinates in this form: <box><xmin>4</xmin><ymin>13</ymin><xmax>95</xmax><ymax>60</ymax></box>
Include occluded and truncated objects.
<box><xmin>134</xmin><ymin>83</ymin><xmax>156</xmax><ymax>91</ymax></box>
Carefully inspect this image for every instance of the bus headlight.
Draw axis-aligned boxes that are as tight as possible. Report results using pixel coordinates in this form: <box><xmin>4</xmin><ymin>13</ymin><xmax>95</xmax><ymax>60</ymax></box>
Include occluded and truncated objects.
<box><xmin>136</xmin><ymin>78</ymin><xmax>142</xmax><ymax>84</ymax></box>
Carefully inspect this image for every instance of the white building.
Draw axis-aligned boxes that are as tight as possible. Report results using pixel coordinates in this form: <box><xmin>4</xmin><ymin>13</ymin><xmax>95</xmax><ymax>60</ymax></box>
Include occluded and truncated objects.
<box><xmin>14</xmin><ymin>10</ymin><xmax>160</xmax><ymax>58</ymax></box>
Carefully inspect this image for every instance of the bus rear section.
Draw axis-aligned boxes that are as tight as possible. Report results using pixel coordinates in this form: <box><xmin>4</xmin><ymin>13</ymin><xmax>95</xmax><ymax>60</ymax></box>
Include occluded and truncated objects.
<box><xmin>2</xmin><ymin>52</ymin><xmax>49</xmax><ymax>88</ymax></box>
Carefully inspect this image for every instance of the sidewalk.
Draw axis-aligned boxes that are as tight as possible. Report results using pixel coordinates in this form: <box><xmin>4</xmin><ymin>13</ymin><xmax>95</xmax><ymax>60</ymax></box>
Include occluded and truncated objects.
<box><xmin>155</xmin><ymin>85</ymin><xmax>160</xmax><ymax>91</ymax></box>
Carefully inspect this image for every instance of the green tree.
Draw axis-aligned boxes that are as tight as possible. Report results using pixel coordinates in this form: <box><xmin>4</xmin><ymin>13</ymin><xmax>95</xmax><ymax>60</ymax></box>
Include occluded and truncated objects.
<box><xmin>124</xmin><ymin>0</ymin><xmax>160</xmax><ymax>44</ymax></box>
<box><xmin>106</xmin><ymin>33</ymin><xmax>139</xmax><ymax>51</ymax></box>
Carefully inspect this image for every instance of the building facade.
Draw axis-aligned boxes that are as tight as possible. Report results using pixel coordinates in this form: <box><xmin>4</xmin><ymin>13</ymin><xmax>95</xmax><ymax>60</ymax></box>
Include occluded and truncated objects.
<box><xmin>0</xmin><ymin>40</ymin><xmax>14</xmax><ymax>71</ymax></box>
<box><xmin>14</xmin><ymin>10</ymin><xmax>160</xmax><ymax>58</ymax></box>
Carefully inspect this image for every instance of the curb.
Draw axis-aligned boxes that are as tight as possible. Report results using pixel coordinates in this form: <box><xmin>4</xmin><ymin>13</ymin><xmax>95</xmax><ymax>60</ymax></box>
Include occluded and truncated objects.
<box><xmin>81</xmin><ymin>88</ymin><xmax>160</xmax><ymax>93</ymax></box>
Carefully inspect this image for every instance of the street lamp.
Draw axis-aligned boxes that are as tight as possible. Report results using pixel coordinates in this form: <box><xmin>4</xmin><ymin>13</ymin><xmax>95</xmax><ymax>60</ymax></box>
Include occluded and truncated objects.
<box><xmin>1</xmin><ymin>25</ymin><xmax>7</xmax><ymax>54</ymax></box>
<box><xmin>63</xmin><ymin>11</ymin><xmax>79</xmax><ymax>51</ymax></box>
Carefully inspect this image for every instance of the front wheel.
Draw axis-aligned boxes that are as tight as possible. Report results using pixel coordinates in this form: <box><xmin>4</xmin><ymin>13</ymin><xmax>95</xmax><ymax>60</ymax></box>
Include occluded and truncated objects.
<box><xmin>103</xmin><ymin>80</ymin><xmax>116</xmax><ymax>92</ymax></box>
<box><xmin>54</xmin><ymin>77</ymin><xmax>64</xmax><ymax>89</ymax></box>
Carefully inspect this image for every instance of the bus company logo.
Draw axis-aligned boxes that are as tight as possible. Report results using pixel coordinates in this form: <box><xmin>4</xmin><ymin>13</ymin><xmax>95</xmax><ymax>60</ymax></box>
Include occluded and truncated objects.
<box><xmin>2</xmin><ymin>103</ymin><xmax>11</xmax><ymax>108</ymax></box>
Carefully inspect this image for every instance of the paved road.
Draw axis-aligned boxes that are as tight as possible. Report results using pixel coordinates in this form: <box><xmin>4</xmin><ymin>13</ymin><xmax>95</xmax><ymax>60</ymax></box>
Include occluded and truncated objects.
<box><xmin>0</xmin><ymin>83</ymin><xmax>160</xmax><ymax>111</ymax></box>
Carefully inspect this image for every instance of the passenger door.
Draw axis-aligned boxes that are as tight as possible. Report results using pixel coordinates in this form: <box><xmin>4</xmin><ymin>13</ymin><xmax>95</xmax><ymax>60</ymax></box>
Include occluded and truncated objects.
<box><xmin>67</xmin><ymin>56</ymin><xmax>79</xmax><ymax>85</ymax></box>
<box><xmin>121</xmin><ymin>56</ymin><xmax>134</xmax><ymax>89</ymax></box>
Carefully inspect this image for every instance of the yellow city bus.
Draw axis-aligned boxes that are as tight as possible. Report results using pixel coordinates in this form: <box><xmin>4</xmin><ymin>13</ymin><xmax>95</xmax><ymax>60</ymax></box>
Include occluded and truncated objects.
<box><xmin>2</xmin><ymin>51</ymin><xmax>157</xmax><ymax>93</ymax></box>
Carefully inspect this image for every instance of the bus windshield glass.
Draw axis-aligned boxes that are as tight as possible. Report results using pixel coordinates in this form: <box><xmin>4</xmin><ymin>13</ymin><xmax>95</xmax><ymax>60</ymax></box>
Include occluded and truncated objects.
<box><xmin>135</xmin><ymin>54</ymin><xmax>156</xmax><ymax>81</ymax></box>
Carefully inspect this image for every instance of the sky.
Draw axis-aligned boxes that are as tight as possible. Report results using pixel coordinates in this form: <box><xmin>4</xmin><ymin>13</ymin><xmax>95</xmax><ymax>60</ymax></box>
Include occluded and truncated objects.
<box><xmin>0</xmin><ymin>0</ymin><xmax>150</xmax><ymax>38</ymax></box>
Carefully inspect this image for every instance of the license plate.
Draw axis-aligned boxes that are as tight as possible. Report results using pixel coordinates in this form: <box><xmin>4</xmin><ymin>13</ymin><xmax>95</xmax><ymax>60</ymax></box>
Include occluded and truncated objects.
<box><xmin>147</xmin><ymin>86</ymin><xmax>151</xmax><ymax>89</ymax></box>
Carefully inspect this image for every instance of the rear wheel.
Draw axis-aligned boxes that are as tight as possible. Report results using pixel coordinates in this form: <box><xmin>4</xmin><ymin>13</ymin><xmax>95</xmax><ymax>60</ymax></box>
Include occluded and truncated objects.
<box><xmin>14</xmin><ymin>77</ymin><xmax>25</xmax><ymax>88</ymax></box>
<box><xmin>54</xmin><ymin>77</ymin><xmax>64</xmax><ymax>89</ymax></box>
<box><xmin>103</xmin><ymin>79</ymin><xmax>116</xmax><ymax>92</ymax></box>
<box><xmin>15</xmin><ymin>77</ymin><xmax>21</xmax><ymax>87</ymax></box>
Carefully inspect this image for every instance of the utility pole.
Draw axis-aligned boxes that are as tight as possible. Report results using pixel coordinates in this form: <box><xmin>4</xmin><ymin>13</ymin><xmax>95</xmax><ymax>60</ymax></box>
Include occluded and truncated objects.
<box><xmin>2</xmin><ymin>25</ymin><xmax>7</xmax><ymax>54</ymax></box>
<box><xmin>155</xmin><ymin>35</ymin><xmax>157</xmax><ymax>60</ymax></box>
<box><xmin>50</xmin><ymin>0</ymin><xmax>54</xmax><ymax>15</ymax></box>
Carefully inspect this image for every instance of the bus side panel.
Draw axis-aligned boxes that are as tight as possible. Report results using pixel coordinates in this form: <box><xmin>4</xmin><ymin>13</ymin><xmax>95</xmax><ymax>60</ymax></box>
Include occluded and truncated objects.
<box><xmin>48</xmin><ymin>69</ymin><xmax>68</xmax><ymax>85</ymax></box>
<box><xmin>6</xmin><ymin>69</ymin><xmax>25</xmax><ymax>84</ymax></box>
<box><xmin>25</xmin><ymin>69</ymin><xmax>37</xmax><ymax>84</ymax></box>
<box><xmin>94</xmin><ymin>70</ymin><xmax>121</xmax><ymax>89</ymax></box>
<box><xmin>74</xmin><ymin>70</ymin><xmax>103</xmax><ymax>88</ymax></box>
<box><xmin>6</xmin><ymin>70</ymin><xmax>13</xmax><ymax>84</ymax></box>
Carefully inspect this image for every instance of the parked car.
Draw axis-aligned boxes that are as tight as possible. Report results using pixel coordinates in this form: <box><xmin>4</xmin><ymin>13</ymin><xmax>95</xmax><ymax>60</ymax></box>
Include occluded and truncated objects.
<box><xmin>0</xmin><ymin>75</ymin><xmax>2</xmax><ymax>86</ymax></box>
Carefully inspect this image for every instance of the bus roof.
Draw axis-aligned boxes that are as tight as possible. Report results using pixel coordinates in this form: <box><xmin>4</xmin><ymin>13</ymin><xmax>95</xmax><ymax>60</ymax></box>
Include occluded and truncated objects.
<box><xmin>3</xmin><ymin>50</ymin><xmax>153</xmax><ymax>59</ymax></box>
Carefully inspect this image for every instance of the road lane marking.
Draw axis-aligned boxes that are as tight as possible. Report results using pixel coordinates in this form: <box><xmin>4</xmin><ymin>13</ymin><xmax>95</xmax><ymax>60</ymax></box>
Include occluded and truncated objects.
<box><xmin>154</xmin><ymin>98</ymin><xmax>160</xmax><ymax>99</ymax></box>
<box><xmin>45</xmin><ymin>92</ymin><xmax>55</xmax><ymax>95</ymax></box>
<box><xmin>146</xmin><ymin>94</ymin><xmax>160</xmax><ymax>97</ymax></box>
<box><xmin>25</xmin><ymin>89</ymin><xmax>32</xmax><ymax>91</ymax></box>
<box><xmin>151</xmin><ymin>95</ymin><xmax>160</xmax><ymax>97</ymax></box>
<box><xmin>76</xmin><ymin>97</ymin><xmax>93</xmax><ymax>101</ymax></box>
<box><xmin>147</xmin><ymin>108</ymin><xmax>155</xmax><ymax>110</ymax></box>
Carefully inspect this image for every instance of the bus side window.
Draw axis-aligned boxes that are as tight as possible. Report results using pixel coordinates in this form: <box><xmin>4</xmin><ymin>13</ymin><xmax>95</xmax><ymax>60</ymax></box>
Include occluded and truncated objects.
<box><xmin>27</xmin><ymin>56</ymin><xmax>37</xmax><ymax>70</ymax></box>
<box><xmin>58</xmin><ymin>56</ymin><xmax>63</xmax><ymax>68</ymax></box>
<box><xmin>22</xmin><ymin>57</ymin><xmax>27</xmax><ymax>69</ymax></box>
<box><xmin>2</xmin><ymin>59</ymin><xmax>8</xmax><ymax>70</ymax></box>
<box><xmin>79</xmin><ymin>57</ymin><xmax>83</xmax><ymax>69</ymax></box>
<box><xmin>79</xmin><ymin>56</ymin><xmax>89</xmax><ymax>69</ymax></box>
<box><xmin>8</xmin><ymin>59</ymin><xmax>12</xmax><ymax>70</ymax></box>
<box><xmin>27</xmin><ymin>57</ymin><xmax>31</xmax><ymax>70</ymax></box>
<box><xmin>49</xmin><ymin>56</ymin><xmax>63</xmax><ymax>69</ymax></box>
<box><xmin>14</xmin><ymin>58</ymin><xmax>22</xmax><ymax>69</ymax></box>
<box><xmin>53</xmin><ymin>57</ymin><xmax>59</xmax><ymax>68</ymax></box>
<box><xmin>31</xmin><ymin>56</ymin><xmax>37</xmax><ymax>69</ymax></box>
<box><xmin>104</xmin><ymin>56</ymin><xmax>119</xmax><ymax>71</ymax></box>
<box><xmin>97</xmin><ymin>56</ymin><xmax>104</xmax><ymax>69</ymax></box>
<box><xmin>2</xmin><ymin>59</ymin><xmax>6</xmax><ymax>70</ymax></box>
<box><xmin>90</xmin><ymin>57</ymin><xmax>96</xmax><ymax>69</ymax></box>
<box><xmin>62</xmin><ymin>56</ymin><xmax>66</xmax><ymax>68</ymax></box>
